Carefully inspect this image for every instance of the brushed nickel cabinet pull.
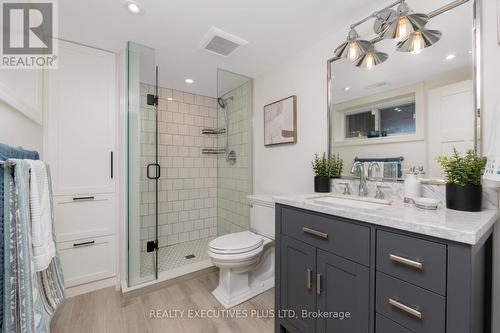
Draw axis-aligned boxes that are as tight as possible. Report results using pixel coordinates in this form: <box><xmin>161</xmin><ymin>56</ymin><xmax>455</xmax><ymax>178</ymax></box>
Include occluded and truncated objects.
<box><xmin>316</xmin><ymin>273</ymin><xmax>321</xmax><ymax>296</ymax></box>
<box><xmin>302</xmin><ymin>227</ymin><xmax>328</xmax><ymax>240</ymax></box>
<box><xmin>73</xmin><ymin>240</ymin><xmax>95</xmax><ymax>247</ymax></box>
<box><xmin>389</xmin><ymin>298</ymin><xmax>422</xmax><ymax>319</ymax></box>
<box><xmin>390</xmin><ymin>254</ymin><xmax>423</xmax><ymax>270</ymax></box>
<box><xmin>306</xmin><ymin>269</ymin><xmax>312</xmax><ymax>289</ymax></box>
<box><xmin>72</xmin><ymin>196</ymin><xmax>95</xmax><ymax>201</ymax></box>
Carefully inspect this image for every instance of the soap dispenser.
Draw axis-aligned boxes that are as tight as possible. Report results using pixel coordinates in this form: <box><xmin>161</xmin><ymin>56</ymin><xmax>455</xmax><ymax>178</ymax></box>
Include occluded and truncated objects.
<box><xmin>404</xmin><ymin>166</ymin><xmax>422</xmax><ymax>202</ymax></box>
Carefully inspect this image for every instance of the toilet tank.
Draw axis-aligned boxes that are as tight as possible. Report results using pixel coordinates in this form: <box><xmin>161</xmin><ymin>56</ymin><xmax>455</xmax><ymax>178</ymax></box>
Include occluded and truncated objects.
<box><xmin>247</xmin><ymin>194</ymin><xmax>275</xmax><ymax>239</ymax></box>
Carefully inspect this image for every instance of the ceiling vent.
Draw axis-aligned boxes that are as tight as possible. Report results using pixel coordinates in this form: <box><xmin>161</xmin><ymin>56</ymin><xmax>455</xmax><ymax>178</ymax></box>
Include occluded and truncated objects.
<box><xmin>199</xmin><ymin>27</ymin><xmax>248</xmax><ymax>57</ymax></box>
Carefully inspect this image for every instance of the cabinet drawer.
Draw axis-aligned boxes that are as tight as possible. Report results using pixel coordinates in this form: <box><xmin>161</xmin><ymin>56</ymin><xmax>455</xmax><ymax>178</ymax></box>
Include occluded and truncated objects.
<box><xmin>376</xmin><ymin>314</ymin><xmax>414</xmax><ymax>333</ymax></box>
<box><xmin>58</xmin><ymin>235</ymin><xmax>116</xmax><ymax>288</ymax></box>
<box><xmin>376</xmin><ymin>272</ymin><xmax>445</xmax><ymax>333</ymax></box>
<box><xmin>54</xmin><ymin>193</ymin><xmax>115</xmax><ymax>242</ymax></box>
<box><xmin>376</xmin><ymin>230</ymin><xmax>446</xmax><ymax>295</ymax></box>
<box><xmin>281</xmin><ymin>206</ymin><xmax>370</xmax><ymax>266</ymax></box>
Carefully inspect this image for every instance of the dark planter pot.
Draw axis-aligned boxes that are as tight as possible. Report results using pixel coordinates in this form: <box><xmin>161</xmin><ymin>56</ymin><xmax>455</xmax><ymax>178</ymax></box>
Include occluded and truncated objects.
<box><xmin>446</xmin><ymin>183</ymin><xmax>482</xmax><ymax>212</ymax></box>
<box><xmin>314</xmin><ymin>176</ymin><xmax>331</xmax><ymax>193</ymax></box>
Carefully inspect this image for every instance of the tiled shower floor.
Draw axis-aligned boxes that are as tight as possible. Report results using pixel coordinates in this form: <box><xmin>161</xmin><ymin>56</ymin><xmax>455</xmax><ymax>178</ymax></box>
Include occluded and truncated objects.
<box><xmin>140</xmin><ymin>236</ymin><xmax>215</xmax><ymax>277</ymax></box>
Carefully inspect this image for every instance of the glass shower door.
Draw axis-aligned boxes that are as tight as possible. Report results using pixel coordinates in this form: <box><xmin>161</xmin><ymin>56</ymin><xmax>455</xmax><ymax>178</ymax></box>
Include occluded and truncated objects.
<box><xmin>127</xmin><ymin>42</ymin><xmax>159</xmax><ymax>285</ymax></box>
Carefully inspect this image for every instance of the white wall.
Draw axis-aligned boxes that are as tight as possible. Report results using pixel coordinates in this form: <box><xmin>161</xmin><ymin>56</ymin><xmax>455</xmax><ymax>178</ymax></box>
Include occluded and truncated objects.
<box><xmin>254</xmin><ymin>30</ymin><xmax>343</xmax><ymax>194</ymax></box>
<box><xmin>481</xmin><ymin>0</ymin><xmax>500</xmax><ymax>330</ymax></box>
<box><xmin>254</xmin><ymin>0</ymin><xmax>500</xmax><ymax>328</ymax></box>
<box><xmin>0</xmin><ymin>100</ymin><xmax>43</xmax><ymax>153</ymax></box>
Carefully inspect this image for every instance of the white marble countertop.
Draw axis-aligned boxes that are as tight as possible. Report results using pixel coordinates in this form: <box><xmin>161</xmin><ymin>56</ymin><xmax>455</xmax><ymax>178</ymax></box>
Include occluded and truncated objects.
<box><xmin>273</xmin><ymin>194</ymin><xmax>499</xmax><ymax>245</ymax></box>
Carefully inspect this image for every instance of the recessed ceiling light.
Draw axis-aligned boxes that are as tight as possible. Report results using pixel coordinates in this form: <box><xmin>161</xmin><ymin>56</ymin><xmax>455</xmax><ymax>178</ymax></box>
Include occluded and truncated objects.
<box><xmin>343</xmin><ymin>87</ymin><xmax>351</xmax><ymax>91</ymax></box>
<box><xmin>445</xmin><ymin>54</ymin><xmax>456</xmax><ymax>61</ymax></box>
<box><xmin>125</xmin><ymin>1</ymin><xmax>142</xmax><ymax>14</ymax></box>
<box><xmin>185</xmin><ymin>78</ymin><xmax>194</xmax><ymax>84</ymax></box>
<box><xmin>167</xmin><ymin>97</ymin><xmax>173</xmax><ymax>101</ymax></box>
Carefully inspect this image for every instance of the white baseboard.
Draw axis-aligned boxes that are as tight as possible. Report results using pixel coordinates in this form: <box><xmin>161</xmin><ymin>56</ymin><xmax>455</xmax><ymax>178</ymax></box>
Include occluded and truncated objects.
<box><xmin>64</xmin><ymin>276</ymin><xmax>118</xmax><ymax>298</ymax></box>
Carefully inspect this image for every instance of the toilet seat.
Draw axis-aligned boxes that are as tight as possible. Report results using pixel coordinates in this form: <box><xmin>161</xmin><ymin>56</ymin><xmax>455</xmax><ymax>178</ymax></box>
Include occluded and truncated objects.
<box><xmin>209</xmin><ymin>231</ymin><xmax>264</xmax><ymax>255</ymax></box>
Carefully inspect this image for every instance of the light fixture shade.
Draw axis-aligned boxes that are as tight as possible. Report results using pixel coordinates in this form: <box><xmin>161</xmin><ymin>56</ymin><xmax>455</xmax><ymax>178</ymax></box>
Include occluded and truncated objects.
<box><xmin>381</xmin><ymin>13</ymin><xmax>429</xmax><ymax>41</ymax></box>
<box><xmin>334</xmin><ymin>39</ymin><xmax>373</xmax><ymax>62</ymax></box>
<box><xmin>354</xmin><ymin>49</ymin><xmax>388</xmax><ymax>69</ymax></box>
<box><xmin>396</xmin><ymin>29</ymin><xmax>442</xmax><ymax>54</ymax></box>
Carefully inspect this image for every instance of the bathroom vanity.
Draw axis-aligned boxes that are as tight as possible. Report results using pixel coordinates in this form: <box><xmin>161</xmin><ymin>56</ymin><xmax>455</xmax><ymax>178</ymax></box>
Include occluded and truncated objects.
<box><xmin>273</xmin><ymin>195</ymin><xmax>498</xmax><ymax>333</ymax></box>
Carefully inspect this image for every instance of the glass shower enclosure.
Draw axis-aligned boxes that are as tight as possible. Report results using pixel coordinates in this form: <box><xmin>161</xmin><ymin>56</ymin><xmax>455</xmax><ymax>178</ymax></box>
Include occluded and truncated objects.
<box><xmin>127</xmin><ymin>41</ymin><xmax>253</xmax><ymax>287</ymax></box>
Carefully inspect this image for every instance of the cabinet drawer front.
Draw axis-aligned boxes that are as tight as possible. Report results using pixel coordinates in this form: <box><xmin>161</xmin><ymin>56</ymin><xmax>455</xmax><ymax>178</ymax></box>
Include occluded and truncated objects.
<box><xmin>376</xmin><ymin>272</ymin><xmax>445</xmax><ymax>333</ymax></box>
<box><xmin>281</xmin><ymin>206</ymin><xmax>370</xmax><ymax>266</ymax></box>
<box><xmin>376</xmin><ymin>230</ymin><xmax>446</xmax><ymax>295</ymax></box>
<box><xmin>376</xmin><ymin>314</ymin><xmax>414</xmax><ymax>333</ymax></box>
<box><xmin>58</xmin><ymin>235</ymin><xmax>116</xmax><ymax>288</ymax></box>
<box><xmin>54</xmin><ymin>194</ymin><xmax>115</xmax><ymax>242</ymax></box>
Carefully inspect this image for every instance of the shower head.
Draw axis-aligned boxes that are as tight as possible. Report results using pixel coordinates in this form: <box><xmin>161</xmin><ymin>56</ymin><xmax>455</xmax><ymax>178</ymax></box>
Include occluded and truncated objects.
<box><xmin>217</xmin><ymin>96</ymin><xmax>233</xmax><ymax>109</ymax></box>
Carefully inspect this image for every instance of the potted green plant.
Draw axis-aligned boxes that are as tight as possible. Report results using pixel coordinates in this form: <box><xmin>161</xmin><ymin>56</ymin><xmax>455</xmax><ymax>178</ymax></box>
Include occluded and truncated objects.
<box><xmin>436</xmin><ymin>148</ymin><xmax>487</xmax><ymax>212</ymax></box>
<box><xmin>328</xmin><ymin>153</ymin><xmax>344</xmax><ymax>178</ymax></box>
<box><xmin>312</xmin><ymin>153</ymin><xmax>330</xmax><ymax>192</ymax></box>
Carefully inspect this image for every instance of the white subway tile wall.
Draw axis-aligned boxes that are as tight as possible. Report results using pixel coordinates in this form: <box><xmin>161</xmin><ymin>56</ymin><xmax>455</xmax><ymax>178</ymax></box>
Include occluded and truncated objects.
<box><xmin>217</xmin><ymin>81</ymin><xmax>253</xmax><ymax>235</ymax></box>
<box><xmin>140</xmin><ymin>83</ymin><xmax>219</xmax><ymax>251</ymax></box>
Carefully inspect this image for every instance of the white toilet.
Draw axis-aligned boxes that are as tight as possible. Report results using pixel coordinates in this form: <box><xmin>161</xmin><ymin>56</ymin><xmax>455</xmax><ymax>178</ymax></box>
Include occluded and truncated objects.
<box><xmin>208</xmin><ymin>194</ymin><xmax>275</xmax><ymax>309</ymax></box>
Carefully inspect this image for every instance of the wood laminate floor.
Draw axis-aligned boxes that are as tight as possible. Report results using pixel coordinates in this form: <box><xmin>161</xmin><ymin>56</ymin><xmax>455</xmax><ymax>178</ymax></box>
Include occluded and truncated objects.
<box><xmin>50</xmin><ymin>270</ymin><xmax>275</xmax><ymax>333</ymax></box>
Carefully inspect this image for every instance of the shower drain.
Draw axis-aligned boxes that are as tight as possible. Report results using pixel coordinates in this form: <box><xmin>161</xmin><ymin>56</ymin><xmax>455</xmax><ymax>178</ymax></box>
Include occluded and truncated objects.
<box><xmin>185</xmin><ymin>254</ymin><xmax>196</xmax><ymax>259</ymax></box>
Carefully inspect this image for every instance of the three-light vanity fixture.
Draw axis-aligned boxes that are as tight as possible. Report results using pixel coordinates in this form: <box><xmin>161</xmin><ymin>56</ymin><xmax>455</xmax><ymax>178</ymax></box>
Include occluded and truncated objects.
<box><xmin>334</xmin><ymin>0</ymin><xmax>444</xmax><ymax>69</ymax></box>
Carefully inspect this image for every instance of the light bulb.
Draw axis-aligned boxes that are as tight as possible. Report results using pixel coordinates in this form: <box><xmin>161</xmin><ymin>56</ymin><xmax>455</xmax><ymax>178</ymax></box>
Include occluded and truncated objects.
<box><xmin>410</xmin><ymin>31</ymin><xmax>424</xmax><ymax>54</ymax></box>
<box><xmin>396</xmin><ymin>16</ymin><xmax>410</xmax><ymax>41</ymax></box>
<box><xmin>347</xmin><ymin>41</ymin><xmax>359</xmax><ymax>62</ymax></box>
<box><xmin>366</xmin><ymin>53</ymin><xmax>374</xmax><ymax>70</ymax></box>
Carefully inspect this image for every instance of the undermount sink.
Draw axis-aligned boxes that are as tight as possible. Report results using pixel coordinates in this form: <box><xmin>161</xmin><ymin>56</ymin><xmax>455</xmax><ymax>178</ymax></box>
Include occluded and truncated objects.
<box><xmin>309</xmin><ymin>194</ymin><xmax>392</xmax><ymax>210</ymax></box>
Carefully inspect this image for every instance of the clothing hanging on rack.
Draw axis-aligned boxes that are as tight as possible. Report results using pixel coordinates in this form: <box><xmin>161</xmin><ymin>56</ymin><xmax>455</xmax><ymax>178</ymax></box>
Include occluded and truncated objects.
<box><xmin>0</xmin><ymin>144</ymin><xmax>40</xmax><ymax>330</ymax></box>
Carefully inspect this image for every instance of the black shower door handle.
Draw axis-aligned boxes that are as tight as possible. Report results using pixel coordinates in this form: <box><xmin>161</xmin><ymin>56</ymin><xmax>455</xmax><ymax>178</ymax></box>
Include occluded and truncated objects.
<box><xmin>147</xmin><ymin>163</ymin><xmax>161</xmax><ymax>179</ymax></box>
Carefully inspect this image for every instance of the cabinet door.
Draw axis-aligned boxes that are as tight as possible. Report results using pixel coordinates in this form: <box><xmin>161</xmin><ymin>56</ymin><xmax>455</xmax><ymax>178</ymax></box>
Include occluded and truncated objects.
<box><xmin>46</xmin><ymin>41</ymin><xmax>116</xmax><ymax>195</ymax></box>
<box><xmin>280</xmin><ymin>236</ymin><xmax>317</xmax><ymax>332</ymax></box>
<box><xmin>317</xmin><ymin>249</ymin><xmax>370</xmax><ymax>333</ymax></box>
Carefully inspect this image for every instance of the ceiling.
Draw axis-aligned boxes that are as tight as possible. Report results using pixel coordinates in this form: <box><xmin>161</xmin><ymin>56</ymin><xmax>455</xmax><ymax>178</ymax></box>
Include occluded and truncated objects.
<box><xmin>59</xmin><ymin>0</ymin><xmax>376</xmax><ymax>97</ymax></box>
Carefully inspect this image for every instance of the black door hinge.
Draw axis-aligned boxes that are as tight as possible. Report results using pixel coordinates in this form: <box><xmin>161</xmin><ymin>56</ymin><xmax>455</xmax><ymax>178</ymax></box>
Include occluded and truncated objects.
<box><xmin>147</xmin><ymin>94</ymin><xmax>158</xmax><ymax>106</ymax></box>
<box><xmin>146</xmin><ymin>240</ymin><xmax>158</xmax><ymax>252</ymax></box>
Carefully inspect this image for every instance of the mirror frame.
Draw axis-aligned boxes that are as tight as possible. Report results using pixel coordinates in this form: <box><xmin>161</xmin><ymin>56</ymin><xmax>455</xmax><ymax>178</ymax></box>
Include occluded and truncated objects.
<box><xmin>326</xmin><ymin>0</ymin><xmax>482</xmax><ymax>178</ymax></box>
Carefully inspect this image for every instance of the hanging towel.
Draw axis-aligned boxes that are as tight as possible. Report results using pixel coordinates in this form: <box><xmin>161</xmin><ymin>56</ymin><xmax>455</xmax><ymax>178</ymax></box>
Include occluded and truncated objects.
<box><xmin>3</xmin><ymin>159</ymin><xmax>65</xmax><ymax>333</ymax></box>
<box><xmin>27</xmin><ymin>160</ymin><xmax>56</xmax><ymax>271</ymax></box>
<box><xmin>0</xmin><ymin>143</ymin><xmax>39</xmax><ymax>329</ymax></box>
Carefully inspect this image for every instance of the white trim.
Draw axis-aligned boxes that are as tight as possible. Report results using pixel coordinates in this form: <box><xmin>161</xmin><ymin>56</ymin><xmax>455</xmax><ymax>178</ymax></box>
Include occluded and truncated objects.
<box><xmin>65</xmin><ymin>277</ymin><xmax>118</xmax><ymax>298</ymax></box>
<box><xmin>335</xmin><ymin>135</ymin><xmax>425</xmax><ymax>147</ymax></box>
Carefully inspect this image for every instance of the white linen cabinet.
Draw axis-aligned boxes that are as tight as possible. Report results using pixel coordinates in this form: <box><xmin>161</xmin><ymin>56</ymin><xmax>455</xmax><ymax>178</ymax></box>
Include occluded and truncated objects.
<box><xmin>45</xmin><ymin>40</ymin><xmax>117</xmax><ymax>296</ymax></box>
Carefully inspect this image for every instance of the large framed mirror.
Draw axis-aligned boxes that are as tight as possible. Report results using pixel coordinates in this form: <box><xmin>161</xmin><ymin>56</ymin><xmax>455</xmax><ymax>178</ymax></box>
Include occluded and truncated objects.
<box><xmin>327</xmin><ymin>0</ymin><xmax>481</xmax><ymax>181</ymax></box>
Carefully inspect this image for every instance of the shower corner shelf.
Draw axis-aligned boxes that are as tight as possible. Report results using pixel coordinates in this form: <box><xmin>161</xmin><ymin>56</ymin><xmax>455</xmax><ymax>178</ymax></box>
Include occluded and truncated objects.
<box><xmin>201</xmin><ymin>148</ymin><xmax>227</xmax><ymax>155</ymax></box>
<box><xmin>201</xmin><ymin>128</ymin><xmax>226</xmax><ymax>135</ymax></box>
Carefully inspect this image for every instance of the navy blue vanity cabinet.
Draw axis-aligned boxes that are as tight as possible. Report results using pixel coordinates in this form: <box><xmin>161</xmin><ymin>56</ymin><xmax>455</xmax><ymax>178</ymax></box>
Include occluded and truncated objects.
<box><xmin>275</xmin><ymin>204</ymin><xmax>493</xmax><ymax>333</ymax></box>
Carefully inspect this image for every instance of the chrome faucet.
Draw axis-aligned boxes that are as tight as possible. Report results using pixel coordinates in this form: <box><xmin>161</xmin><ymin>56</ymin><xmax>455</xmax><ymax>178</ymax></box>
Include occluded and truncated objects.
<box><xmin>350</xmin><ymin>161</ymin><xmax>368</xmax><ymax>197</ymax></box>
<box><xmin>368</xmin><ymin>162</ymin><xmax>381</xmax><ymax>179</ymax></box>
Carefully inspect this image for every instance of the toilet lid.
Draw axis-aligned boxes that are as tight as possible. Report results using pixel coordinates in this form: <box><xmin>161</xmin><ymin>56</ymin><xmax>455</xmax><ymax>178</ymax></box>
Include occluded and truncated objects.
<box><xmin>209</xmin><ymin>231</ymin><xmax>264</xmax><ymax>254</ymax></box>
